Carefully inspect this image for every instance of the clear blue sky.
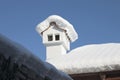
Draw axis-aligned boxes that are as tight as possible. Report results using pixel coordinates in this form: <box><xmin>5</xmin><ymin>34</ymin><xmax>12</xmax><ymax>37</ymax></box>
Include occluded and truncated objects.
<box><xmin>0</xmin><ymin>0</ymin><xmax>120</xmax><ymax>60</ymax></box>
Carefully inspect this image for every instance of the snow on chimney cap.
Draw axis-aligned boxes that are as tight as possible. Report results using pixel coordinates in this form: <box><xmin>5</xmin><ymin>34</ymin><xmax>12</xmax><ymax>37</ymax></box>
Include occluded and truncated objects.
<box><xmin>36</xmin><ymin>15</ymin><xmax>78</xmax><ymax>42</ymax></box>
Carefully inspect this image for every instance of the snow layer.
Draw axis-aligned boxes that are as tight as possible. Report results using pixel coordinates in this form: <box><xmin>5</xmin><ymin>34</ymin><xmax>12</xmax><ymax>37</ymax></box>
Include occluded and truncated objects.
<box><xmin>47</xmin><ymin>43</ymin><xmax>120</xmax><ymax>74</ymax></box>
<box><xmin>36</xmin><ymin>15</ymin><xmax>78</xmax><ymax>42</ymax></box>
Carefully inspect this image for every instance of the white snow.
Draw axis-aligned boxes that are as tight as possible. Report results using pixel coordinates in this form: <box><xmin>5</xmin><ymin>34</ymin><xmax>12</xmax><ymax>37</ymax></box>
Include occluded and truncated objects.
<box><xmin>36</xmin><ymin>15</ymin><xmax>78</xmax><ymax>42</ymax></box>
<box><xmin>47</xmin><ymin>43</ymin><xmax>120</xmax><ymax>74</ymax></box>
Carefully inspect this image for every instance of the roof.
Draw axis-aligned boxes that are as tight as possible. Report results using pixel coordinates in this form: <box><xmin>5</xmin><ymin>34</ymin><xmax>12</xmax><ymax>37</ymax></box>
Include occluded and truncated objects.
<box><xmin>47</xmin><ymin>43</ymin><xmax>120</xmax><ymax>74</ymax></box>
<box><xmin>36</xmin><ymin>15</ymin><xmax>78</xmax><ymax>42</ymax></box>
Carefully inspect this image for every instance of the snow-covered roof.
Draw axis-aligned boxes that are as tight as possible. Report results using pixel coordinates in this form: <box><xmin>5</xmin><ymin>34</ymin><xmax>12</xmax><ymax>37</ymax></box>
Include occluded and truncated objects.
<box><xmin>47</xmin><ymin>43</ymin><xmax>120</xmax><ymax>74</ymax></box>
<box><xmin>36</xmin><ymin>15</ymin><xmax>78</xmax><ymax>42</ymax></box>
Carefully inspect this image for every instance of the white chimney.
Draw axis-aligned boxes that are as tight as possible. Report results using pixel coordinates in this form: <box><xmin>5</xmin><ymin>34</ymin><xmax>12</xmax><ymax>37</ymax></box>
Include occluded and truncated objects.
<box><xmin>36</xmin><ymin>15</ymin><xmax>78</xmax><ymax>60</ymax></box>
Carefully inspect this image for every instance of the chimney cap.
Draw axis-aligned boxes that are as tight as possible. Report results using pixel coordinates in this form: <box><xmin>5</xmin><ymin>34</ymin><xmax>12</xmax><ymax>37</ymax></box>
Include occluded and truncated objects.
<box><xmin>36</xmin><ymin>15</ymin><xmax>78</xmax><ymax>42</ymax></box>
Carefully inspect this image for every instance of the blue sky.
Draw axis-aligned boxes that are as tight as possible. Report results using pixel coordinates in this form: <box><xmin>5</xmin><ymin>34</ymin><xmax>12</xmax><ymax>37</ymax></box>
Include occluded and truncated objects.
<box><xmin>0</xmin><ymin>0</ymin><xmax>120</xmax><ymax>60</ymax></box>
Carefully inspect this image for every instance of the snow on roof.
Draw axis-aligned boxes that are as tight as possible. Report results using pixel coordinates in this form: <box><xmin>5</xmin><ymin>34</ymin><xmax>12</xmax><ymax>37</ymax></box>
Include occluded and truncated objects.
<box><xmin>36</xmin><ymin>15</ymin><xmax>78</xmax><ymax>42</ymax></box>
<box><xmin>47</xmin><ymin>43</ymin><xmax>120</xmax><ymax>74</ymax></box>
